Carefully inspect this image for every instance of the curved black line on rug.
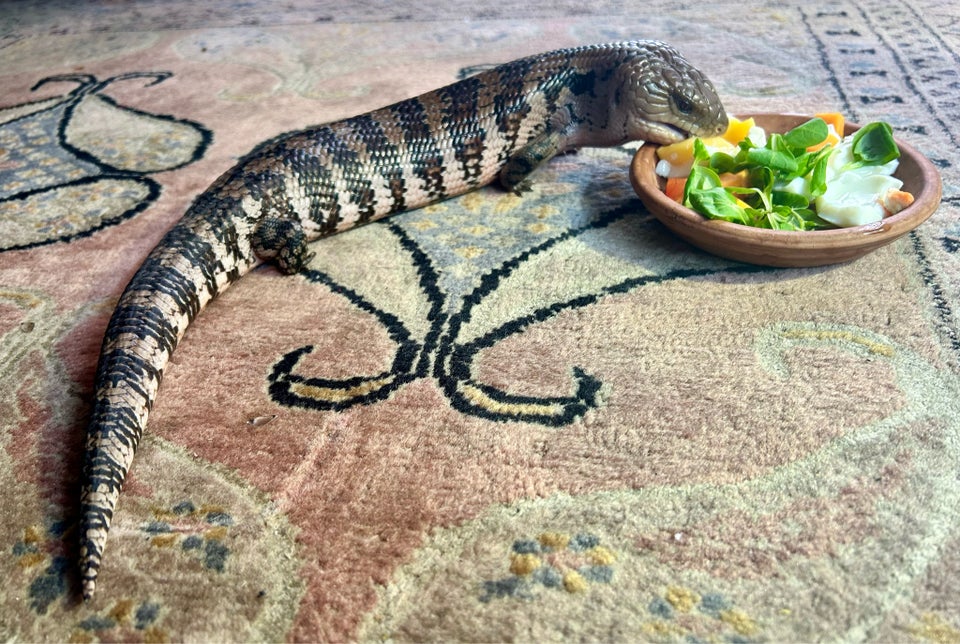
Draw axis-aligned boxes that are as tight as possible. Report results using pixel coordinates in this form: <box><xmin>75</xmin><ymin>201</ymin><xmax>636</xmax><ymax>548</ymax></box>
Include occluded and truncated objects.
<box><xmin>268</xmin><ymin>196</ymin><xmax>767</xmax><ymax>427</ymax></box>
<box><xmin>0</xmin><ymin>72</ymin><xmax>212</xmax><ymax>252</ymax></box>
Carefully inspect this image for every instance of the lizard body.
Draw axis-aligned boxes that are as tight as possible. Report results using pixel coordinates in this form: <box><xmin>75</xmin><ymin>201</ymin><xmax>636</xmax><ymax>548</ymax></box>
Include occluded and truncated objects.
<box><xmin>81</xmin><ymin>40</ymin><xmax>727</xmax><ymax>600</ymax></box>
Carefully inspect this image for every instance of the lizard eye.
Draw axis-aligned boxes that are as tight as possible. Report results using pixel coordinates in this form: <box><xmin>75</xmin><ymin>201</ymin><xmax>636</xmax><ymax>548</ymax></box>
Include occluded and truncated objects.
<box><xmin>672</xmin><ymin>92</ymin><xmax>694</xmax><ymax>115</ymax></box>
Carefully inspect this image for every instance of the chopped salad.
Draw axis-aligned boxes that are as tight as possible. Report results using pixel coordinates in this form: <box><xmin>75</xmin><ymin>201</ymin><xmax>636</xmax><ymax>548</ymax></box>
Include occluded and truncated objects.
<box><xmin>654</xmin><ymin>114</ymin><xmax>914</xmax><ymax>231</ymax></box>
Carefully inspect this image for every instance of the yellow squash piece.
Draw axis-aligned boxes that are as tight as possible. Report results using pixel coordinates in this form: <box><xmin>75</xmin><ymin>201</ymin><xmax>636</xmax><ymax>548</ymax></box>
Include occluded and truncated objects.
<box><xmin>721</xmin><ymin>116</ymin><xmax>755</xmax><ymax>145</ymax></box>
<box><xmin>656</xmin><ymin>116</ymin><xmax>755</xmax><ymax>167</ymax></box>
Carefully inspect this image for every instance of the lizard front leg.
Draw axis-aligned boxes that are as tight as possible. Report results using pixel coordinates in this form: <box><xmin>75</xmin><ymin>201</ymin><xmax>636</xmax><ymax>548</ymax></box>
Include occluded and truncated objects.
<box><xmin>498</xmin><ymin>130</ymin><xmax>566</xmax><ymax>195</ymax></box>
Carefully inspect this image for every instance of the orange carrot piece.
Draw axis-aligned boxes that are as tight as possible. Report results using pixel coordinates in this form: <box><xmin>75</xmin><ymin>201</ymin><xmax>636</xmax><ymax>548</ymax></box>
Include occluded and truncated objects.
<box><xmin>665</xmin><ymin>176</ymin><xmax>686</xmax><ymax>202</ymax></box>
<box><xmin>807</xmin><ymin>112</ymin><xmax>845</xmax><ymax>152</ymax></box>
<box><xmin>815</xmin><ymin>112</ymin><xmax>845</xmax><ymax>135</ymax></box>
<box><xmin>664</xmin><ymin>172</ymin><xmax>745</xmax><ymax>204</ymax></box>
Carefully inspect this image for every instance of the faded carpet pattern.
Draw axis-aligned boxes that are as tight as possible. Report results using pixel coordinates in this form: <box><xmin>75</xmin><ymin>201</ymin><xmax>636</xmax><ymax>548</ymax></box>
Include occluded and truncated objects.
<box><xmin>2</xmin><ymin>1</ymin><xmax>959</xmax><ymax>642</ymax></box>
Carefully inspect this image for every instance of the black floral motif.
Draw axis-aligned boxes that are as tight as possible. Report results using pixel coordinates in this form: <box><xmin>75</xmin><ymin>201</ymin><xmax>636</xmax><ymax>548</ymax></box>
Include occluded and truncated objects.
<box><xmin>268</xmin><ymin>149</ymin><xmax>764</xmax><ymax>426</ymax></box>
<box><xmin>0</xmin><ymin>72</ymin><xmax>211</xmax><ymax>251</ymax></box>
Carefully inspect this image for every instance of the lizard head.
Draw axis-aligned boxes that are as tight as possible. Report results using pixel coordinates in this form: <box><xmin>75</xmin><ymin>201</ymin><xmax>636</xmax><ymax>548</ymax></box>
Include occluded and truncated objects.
<box><xmin>616</xmin><ymin>41</ymin><xmax>728</xmax><ymax>145</ymax></box>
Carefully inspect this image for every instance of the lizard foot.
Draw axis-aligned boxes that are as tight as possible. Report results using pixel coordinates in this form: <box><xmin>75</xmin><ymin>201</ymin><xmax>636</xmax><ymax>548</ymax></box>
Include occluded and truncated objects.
<box><xmin>252</xmin><ymin>217</ymin><xmax>314</xmax><ymax>274</ymax></box>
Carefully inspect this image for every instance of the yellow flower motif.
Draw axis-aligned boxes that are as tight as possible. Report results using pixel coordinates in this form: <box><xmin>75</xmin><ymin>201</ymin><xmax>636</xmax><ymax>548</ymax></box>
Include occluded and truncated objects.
<box><xmin>493</xmin><ymin>193</ymin><xmax>523</xmax><ymax>214</ymax></box>
<box><xmin>204</xmin><ymin>526</ymin><xmax>229</xmax><ymax>541</ymax></box>
<box><xmin>406</xmin><ymin>218</ymin><xmax>438</xmax><ymax>231</ymax></box>
<box><xmin>23</xmin><ymin>525</ymin><xmax>44</xmax><ymax>544</ymax></box>
<box><xmin>142</xmin><ymin>626</ymin><xmax>169</xmax><ymax>644</ymax></box>
<box><xmin>509</xmin><ymin>553</ymin><xmax>541</xmax><ymax>576</ymax></box>
<box><xmin>665</xmin><ymin>585</ymin><xmax>700</xmax><ymax>613</ymax></box>
<box><xmin>538</xmin><ymin>531</ymin><xmax>570</xmax><ymax>549</ymax></box>
<box><xmin>455</xmin><ymin>246</ymin><xmax>485</xmax><ymax>259</ymax></box>
<box><xmin>460</xmin><ymin>191</ymin><xmax>486</xmax><ymax>212</ymax></box>
<box><xmin>16</xmin><ymin>552</ymin><xmax>46</xmax><ymax>568</ymax></box>
<box><xmin>68</xmin><ymin>629</ymin><xmax>96</xmax><ymax>644</ymax></box>
<box><xmin>481</xmin><ymin>531</ymin><xmax>617</xmax><ymax>603</ymax></box>
<box><xmin>562</xmin><ymin>570</ymin><xmax>589</xmax><ymax>593</ymax></box>
<box><xmin>150</xmin><ymin>534</ymin><xmax>177</xmax><ymax>548</ymax></box>
<box><xmin>641</xmin><ymin>619</ymin><xmax>686</xmax><ymax>638</ymax></box>
<box><xmin>14</xmin><ymin>525</ymin><xmax>48</xmax><ymax>568</ymax></box>
<box><xmin>533</xmin><ymin>204</ymin><xmax>559</xmax><ymax>219</ymax></box>
<box><xmin>587</xmin><ymin>545</ymin><xmax>616</xmax><ymax>566</ymax></box>
<box><xmin>646</xmin><ymin>587</ymin><xmax>762</xmax><ymax>640</ymax></box>
<box><xmin>108</xmin><ymin>599</ymin><xmax>135</xmax><ymax>624</ymax></box>
<box><xmin>720</xmin><ymin>608</ymin><xmax>760</xmax><ymax>636</ymax></box>
<box><xmin>526</xmin><ymin>222</ymin><xmax>550</xmax><ymax>234</ymax></box>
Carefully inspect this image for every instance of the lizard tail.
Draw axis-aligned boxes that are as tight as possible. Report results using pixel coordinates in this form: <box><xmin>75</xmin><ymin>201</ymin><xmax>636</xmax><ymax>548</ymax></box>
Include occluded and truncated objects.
<box><xmin>80</xmin><ymin>195</ymin><xmax>261</xmax><ymax>601</ymax></box>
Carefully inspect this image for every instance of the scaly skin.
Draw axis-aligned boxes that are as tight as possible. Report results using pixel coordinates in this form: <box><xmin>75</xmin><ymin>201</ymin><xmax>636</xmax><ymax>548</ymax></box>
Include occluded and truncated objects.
<box><xmin>80</xmin><ymin>40</ymin><xmax>727</xmax><ymax>600</ymax></box>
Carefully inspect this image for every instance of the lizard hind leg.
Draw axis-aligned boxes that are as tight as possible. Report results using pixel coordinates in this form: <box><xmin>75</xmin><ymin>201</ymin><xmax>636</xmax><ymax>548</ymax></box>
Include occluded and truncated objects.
<box><xmin>251</xmin><ymin>216</ymin><xmax>315</xmax><ymax>274</ymax></box>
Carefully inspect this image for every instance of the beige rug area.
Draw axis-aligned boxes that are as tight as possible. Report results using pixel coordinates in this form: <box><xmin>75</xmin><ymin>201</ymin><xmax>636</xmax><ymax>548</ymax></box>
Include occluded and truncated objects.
<box><xmin>2</xmin><ymin>0</ymin><xmax>959</xmax><ymax>641</ymax></box>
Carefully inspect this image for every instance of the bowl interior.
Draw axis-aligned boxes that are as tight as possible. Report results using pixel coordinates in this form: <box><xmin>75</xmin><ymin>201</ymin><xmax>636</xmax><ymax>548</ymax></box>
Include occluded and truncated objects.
<box><xmin>630</xmin><ymin>113</ymin><xmax>942</xmax><ymax>267</ymax></box>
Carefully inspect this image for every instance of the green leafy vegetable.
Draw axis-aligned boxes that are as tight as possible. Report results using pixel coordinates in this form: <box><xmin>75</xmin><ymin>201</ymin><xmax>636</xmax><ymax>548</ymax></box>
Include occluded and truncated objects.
<box><xmin>689</xmin><ymin>187</ymin><xmax>748</xmax><ymax>224</ymax></box>
<box><xmin>746</xmin><ymin>147</ymin><xmax>798</xmax><ymax>174</ymax></box>
<box><xmin>809</xmin><ymin>153</ymin><xmax>829</xmax><ymax>198</ymax></box>
<box><xmin>673</xmin><ymin>117</ymin><xmax>902</xmax><ymax>231</ymax></box>
<box><xmin>849</xmin><ymin>121</ymin><xmax>900</xmax><ymax>167</ymax></box>
<box><xmin>772</xmin><ymin>190</ymin><xmax>809</xmax><ymax>209</ymax></box>
<box><xmin>782</xmin><ymin>118</ymin><xmax>828</xmax><ymax>151</ymax></box>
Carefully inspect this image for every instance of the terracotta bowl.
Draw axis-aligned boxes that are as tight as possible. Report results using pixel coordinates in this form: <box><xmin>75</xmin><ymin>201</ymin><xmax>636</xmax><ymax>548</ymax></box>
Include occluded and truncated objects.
<box><xmin>630</xmin><ymin>113</ymin><xmax>943</xmax><ymax>267</ymax></box>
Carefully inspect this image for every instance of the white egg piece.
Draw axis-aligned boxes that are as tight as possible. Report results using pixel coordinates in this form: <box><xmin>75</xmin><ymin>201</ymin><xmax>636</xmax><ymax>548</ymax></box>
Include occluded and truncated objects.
<box><xmin>778</xmin><ymin>175</ymin><xmax>813</xmax><ymax>202</ymax></box>
<box><xmin>815</xmin><ymin>173</ymin><xmax>904</xmax><ymax>227</ymax></box>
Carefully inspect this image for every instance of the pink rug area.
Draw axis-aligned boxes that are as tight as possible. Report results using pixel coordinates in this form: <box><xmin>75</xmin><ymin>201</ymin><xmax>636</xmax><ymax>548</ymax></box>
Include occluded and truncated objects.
<box><xmin>2</xmin><ymin>1</ymin><xmax>959</xmax><ymax>641</ymax></box>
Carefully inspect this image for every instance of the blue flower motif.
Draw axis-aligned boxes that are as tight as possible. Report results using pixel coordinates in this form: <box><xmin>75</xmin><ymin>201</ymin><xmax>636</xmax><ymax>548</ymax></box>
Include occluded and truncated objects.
<box><xmin>480</xmin><ymin>531</ymin><xmax>616</xmax><ymax>602</ymax></box>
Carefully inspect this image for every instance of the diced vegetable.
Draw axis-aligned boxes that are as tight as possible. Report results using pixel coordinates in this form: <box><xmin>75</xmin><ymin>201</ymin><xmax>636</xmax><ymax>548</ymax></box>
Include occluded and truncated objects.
<box><xmin>881</xmin><ymin>190</ymin><xmax>915</xmax><ymax>215</ymax></box>
<box><xmin>656</xmin><ymin>116</ymin><xmax>754</xmax><ymax>174</ymax></box>
<box><xmin>807</xmin><ymin>112</ymin><xmax>844</xmax><ymax>152</ymax></box>
<box><xmin>721</xmin><ymin>117</ymin><xmax>756</xmax><ymax>145</ymax></box>
<box><xmin>815</xmin><ymin>112</ymin><xmax>844</xmax><ymax>134</ymax></box>
<box><xmin>656</xmin><ymin>114</ymin><xmax>912</xmax><ymax>231</ymax></box>
<box><xmin>665</xmin><ymin>176</ymin><xmax>686</xmax><ymax>202</ymax></box>
<box><xmin>663</xmin><ymin>169</ymin><xmax>747</xmax><ymax>203</ymax></box>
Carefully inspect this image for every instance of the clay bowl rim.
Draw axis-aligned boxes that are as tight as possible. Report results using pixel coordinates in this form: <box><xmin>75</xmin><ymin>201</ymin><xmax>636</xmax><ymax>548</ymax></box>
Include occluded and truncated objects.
<box><xmin>630</xmin><ymin>112</ymin><xmax>943</xmax><ymax>266</ymax></box>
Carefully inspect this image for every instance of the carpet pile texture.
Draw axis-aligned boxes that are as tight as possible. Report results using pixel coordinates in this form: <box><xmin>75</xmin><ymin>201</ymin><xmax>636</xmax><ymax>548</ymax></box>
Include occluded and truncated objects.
<box><xmin>1</xmin><ymin>0</ymin><xmax>959</xmax><ymax>641</ymax></box>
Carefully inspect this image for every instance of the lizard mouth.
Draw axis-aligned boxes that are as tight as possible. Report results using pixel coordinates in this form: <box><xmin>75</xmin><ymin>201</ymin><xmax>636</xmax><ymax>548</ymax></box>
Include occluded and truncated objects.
<box><xmin>641</xmin><ymin>120</ymin><xmax>692</xmax><ymax>145</ymax></box>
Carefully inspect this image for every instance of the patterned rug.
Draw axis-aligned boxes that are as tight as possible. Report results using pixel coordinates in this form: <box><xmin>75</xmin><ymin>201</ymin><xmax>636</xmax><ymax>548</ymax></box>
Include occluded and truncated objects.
<box><xmin>2</xmin><ymin>1</ymin><xmax>959</xmax><ymax>641</ymax></box>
